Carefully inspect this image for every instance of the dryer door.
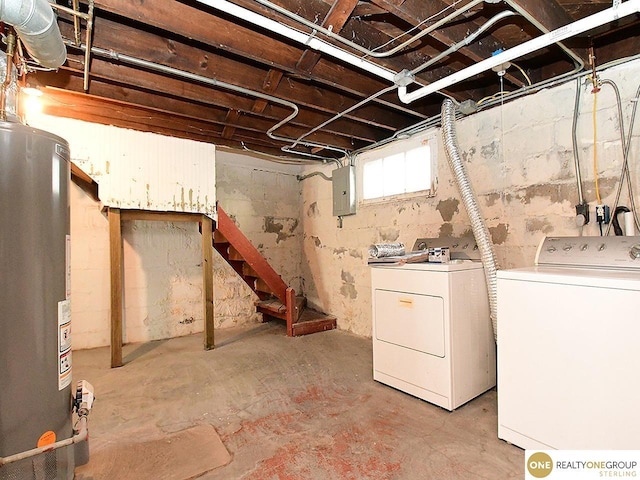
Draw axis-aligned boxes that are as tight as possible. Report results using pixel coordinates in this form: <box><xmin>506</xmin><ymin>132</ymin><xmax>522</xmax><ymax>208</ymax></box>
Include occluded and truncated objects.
<box><xmin>374</xmin><ymin>289</ymin><xmax>445</xmax><ymax>358</ymax></box>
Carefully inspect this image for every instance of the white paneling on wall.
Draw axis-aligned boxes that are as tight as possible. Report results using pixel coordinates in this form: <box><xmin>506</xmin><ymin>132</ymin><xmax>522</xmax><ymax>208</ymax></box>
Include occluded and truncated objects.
<box><xmin>65</xmin><ymin>146</ymin><xmax>298</xmax><ymax>349</ymax></box>
<box><xmin>26</xmin><ymin>115</ymin><xmax>216</xmax><ymax>216</ymax></box>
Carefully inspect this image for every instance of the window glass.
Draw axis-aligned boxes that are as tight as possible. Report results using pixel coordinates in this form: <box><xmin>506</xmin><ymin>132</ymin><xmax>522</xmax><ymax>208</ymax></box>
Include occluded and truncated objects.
<box><xmin>358</xmin><ymin>133</ymin><xmax>436</xmax><ymax>202</ymax></box>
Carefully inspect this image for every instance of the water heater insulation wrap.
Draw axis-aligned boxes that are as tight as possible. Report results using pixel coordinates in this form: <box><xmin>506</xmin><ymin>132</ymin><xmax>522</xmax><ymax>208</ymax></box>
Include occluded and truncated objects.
<box><xmin>0</xmin><ymin>121</ymin><xmax>74</xmax><ymax>479</ymax></box>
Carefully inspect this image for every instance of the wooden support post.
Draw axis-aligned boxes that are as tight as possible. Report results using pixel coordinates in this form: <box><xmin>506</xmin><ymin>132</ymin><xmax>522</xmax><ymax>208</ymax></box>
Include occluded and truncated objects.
<box><xmin>202</xmin><ymin>215</ymin><xmax>215</xmax><ymax>350</ymax></box>
<box><xmin>285</xmin><ymin>287</ymin><xmax>296</xmax><ymax>337</ymax></box>
<box><xmin>109</xmin><ymin>208</ymin><xmax>123</xmax><ymax>368</ymax></box>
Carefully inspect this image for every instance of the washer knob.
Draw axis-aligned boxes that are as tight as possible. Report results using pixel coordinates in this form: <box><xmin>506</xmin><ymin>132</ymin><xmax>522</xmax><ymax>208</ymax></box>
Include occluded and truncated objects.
<box><xmin>630</xmin><ymin>244</ymin><xmax>640</xmax><ymax>260</ymax></box>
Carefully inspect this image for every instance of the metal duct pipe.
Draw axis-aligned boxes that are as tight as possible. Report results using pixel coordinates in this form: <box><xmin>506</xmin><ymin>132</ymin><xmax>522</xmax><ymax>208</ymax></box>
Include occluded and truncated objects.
<box><xmin>441</xmin><ymin>99</ymin><xmax>499</xmax><ymax>340</ymax></box>
<box><xmin>0</xmin><ymin>0</ymin><xmax>66</xmax><ymax>69</ymax></box>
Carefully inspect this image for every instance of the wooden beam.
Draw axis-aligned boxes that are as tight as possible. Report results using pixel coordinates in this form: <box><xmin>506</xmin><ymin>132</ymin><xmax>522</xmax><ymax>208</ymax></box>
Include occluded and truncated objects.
<box><xmin>66</xmin><ymin>16</ymin><xmax>421</xmax><ymax>127</ymax></box>
<box><xmin>37</xmin><ymin>61</ymin><xmax>396</xmax><ymax>142</ymax></box>
<box><xmin>369</xmin><ymin>0</ymin><xmax>527</xmax><ymax>88</ymax></box>
<box><xmin>201</xmin><ymin>215</ymin><xmax>215</xmax><ymax>350</ymax></box>
<box><xmin>37</xmin><ymin>86</ymin><xmax>356</xmax><ymax>155</ymax></box>
<box><xmin>251</xmin><ymin>69</ymin><xmax>285</xmax><ymax>116</ymax></box>
<box><xmin>70</xmin><ymin>163</ymin><xmax>99</xmax><ymax>201</ymax></box>
<box><xmin>507</xmin><ymin>0</ymin><xmax>589</xmax><ymax>65</ymax></box>
<box><xmin>221</xmin><ymin>110</ymin><xmax>241</xmax><ymax>139</ymax></box>
<box><xmin>296</xmin><ymin>0</ymin><xmax>359</xmax><ymax>73</ymax></box>
<box><xmin>109</xmin><ymin>207</ymin><xmax>123</xmax><ymax>368</ymax></box>
<box><xmin>87</xmin><ymin>0</ymin><xmax>413</xmax><ymax>111</ymax></box>
<box><xmin>120</xmin><ymin>210</ymin><xmax>203</xmax><ymax>223</ymax></box>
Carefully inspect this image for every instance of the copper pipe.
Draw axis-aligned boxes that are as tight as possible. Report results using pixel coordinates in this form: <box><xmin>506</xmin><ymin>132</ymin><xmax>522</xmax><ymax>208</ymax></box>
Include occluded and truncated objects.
<box><xmin>0</xmin><ymin>30</ymin><xmax>16</xmax><ymax>121</ymax></box>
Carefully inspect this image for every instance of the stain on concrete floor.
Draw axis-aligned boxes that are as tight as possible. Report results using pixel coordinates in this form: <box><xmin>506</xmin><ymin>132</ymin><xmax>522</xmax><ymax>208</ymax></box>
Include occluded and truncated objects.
<box><xmin>72</xmin><ymin>324</ymin><xmax>523</xmax><ymax>480</ymax></box>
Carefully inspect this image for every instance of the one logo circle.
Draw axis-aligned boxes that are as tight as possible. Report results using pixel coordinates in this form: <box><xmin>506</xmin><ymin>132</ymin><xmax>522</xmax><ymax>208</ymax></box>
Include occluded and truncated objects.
<box><xmin>527</xmin><ymin>452</ymin><xmax>553</xmax><ymax>478</ymax></box>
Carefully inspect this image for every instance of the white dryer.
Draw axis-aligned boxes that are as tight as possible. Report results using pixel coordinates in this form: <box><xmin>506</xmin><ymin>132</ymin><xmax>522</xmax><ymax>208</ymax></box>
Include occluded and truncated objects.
<box><xmin>497</xmin><ymin>236</ymin><xmax>640</xmax><ymax>450</ymax></box>
<box><xmin>371</xmin><ymin>238</ymin><xmax>496</xmax><ymax>411</ymax></box>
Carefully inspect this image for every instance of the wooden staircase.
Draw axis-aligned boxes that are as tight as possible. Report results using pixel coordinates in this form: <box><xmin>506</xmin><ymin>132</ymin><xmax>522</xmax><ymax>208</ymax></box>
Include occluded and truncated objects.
<box><xmin>213</xmin><ymin>205</ymin><xmax>336</xmax><ymax>336</ymax></box>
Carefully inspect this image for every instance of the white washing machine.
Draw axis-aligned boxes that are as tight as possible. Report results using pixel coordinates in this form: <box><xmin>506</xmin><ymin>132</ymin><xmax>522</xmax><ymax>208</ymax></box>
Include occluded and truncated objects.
<box><xmin>497</xmin><ymin>236</ymin><xmax>640</xmax><ymax>450</ymax></box>
<box><xmin>370</xmin><ymin>238</ymin><xmax>496</xmax><ymax>411</ymax></box>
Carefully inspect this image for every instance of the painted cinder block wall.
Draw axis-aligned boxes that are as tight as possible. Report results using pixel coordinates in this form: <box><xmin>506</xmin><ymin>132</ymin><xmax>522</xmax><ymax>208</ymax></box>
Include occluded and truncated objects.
<box><xmin>299</xmin><ymin>59</ymin><xmax>640</xmax><ymax>337</ymax></box>
<box><xmin>68</xmin><ymin>149</ymin><xmax>303</xmax><ymax>349</ymax></box>
<box><xmin>43</xmin><ymin>57</ymin><xmax>640</xmax><ymax>348</ymax></box>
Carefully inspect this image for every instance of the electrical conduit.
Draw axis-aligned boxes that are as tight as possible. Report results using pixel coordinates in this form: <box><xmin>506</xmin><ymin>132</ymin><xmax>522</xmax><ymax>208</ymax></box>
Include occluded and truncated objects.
<box><xmin>441</xmin><ymin>99</ymin><xmax>499</xmax><ymax>340</ymax></box>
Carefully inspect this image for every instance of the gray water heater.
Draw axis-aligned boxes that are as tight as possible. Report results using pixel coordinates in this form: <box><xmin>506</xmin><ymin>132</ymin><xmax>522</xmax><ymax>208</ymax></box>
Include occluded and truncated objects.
<box><xmin>0</xmin><ymin>121</ymin><xmax>74</xmax><ymax>479</ymax></box>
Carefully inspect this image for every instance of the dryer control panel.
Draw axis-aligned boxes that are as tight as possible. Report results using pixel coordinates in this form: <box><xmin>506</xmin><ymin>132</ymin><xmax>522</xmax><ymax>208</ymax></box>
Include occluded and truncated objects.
<box><xmin>535</xmin><ymin>236</ymin><xmax>640</xmax><ymax>270</ymax></box>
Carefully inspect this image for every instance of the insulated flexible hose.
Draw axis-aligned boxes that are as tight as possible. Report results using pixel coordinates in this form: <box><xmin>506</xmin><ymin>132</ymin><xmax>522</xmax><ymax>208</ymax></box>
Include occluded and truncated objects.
<box><xmin>441</xmin><ymin>99</ymin><xmax>499</xmax><ymax>341</ymax></box>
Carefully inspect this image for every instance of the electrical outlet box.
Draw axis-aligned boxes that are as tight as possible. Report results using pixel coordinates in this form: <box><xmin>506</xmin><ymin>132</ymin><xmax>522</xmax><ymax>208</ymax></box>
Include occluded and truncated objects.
<box><xmin>596</xmin><ymin>204</ymin><xmax>611</xmax><ymax>224</ymax></box>
<box><xmin>332</xmin><ymin>165</ymin><xmax>356</xmax><ymax>217</ymax></box>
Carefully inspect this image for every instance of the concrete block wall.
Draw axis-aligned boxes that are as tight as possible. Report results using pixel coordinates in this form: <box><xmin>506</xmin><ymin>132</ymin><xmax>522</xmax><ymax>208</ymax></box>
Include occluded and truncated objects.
<box><xmin>59</xmin><ymin>58</ymin><xmax>640</xmax><ymax>346</ymax></box>
<box><xmin>70</xmin><ymin>183</ymin><xmax>259</xmax><ymax>349</ymax></box>
<box><xmin>299</xmin><ymin>58</ymin><xmax>640</xmax><ymax>337</ymax></box>
<box><xmin>69</xmin><ymin>149</ymin><xmax>301</xmax><ymax>349</ymax></box>
<box><xmin>215</xmin><ymin>150</ymin><xmax>304</xmax><ymax>293</ymax></box>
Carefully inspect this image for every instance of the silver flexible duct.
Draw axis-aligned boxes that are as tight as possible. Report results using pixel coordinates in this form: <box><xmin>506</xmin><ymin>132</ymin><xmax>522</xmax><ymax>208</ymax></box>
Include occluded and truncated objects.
<box><xmin>441</xmin><ymin>99</ymin><xmax>499</xmax><ymax>341</ymax></box>
<box><xmin>0</xmin><ymin>0</ymin><xmax>66</xmax><ymax>69</ymax></box>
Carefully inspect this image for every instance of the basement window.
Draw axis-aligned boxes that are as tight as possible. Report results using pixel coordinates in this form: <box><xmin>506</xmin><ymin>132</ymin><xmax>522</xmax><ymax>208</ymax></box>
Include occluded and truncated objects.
<box><xmin>357</xmin><ymin>132</ymin><xmax>437</xmax><ymax>203</ymax></box>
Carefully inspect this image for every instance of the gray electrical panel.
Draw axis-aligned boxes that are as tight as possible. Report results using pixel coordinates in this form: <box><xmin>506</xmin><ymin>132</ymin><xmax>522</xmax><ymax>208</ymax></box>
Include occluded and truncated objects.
<box><xmin>332</xmin><ymin>165</ymin><xmax>356</xmax><ymax>216</ymax></box>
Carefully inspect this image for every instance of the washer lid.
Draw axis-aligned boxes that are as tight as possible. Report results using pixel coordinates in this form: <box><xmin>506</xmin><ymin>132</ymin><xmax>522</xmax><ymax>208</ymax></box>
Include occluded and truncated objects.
<box><xmin>497</xmin><ymin>266</ymin><xmax>640</xmax><ymax>289</ymax></box>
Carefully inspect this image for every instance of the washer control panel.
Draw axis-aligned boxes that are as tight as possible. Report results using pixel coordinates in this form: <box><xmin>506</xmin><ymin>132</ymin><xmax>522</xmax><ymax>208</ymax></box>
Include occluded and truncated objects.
<box><xmin>535</xmin><ymin>236</ymin><xmax>640</xmax><ymax>269</ymax></box>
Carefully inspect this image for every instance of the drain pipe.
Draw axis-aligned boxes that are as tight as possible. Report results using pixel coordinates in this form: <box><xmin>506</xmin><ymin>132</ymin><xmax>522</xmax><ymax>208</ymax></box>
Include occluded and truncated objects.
<box><xmin>441</xmin><ymin>99</ymin><xmax>499</xmax><ymax>341</ymax></box>
<box><xmin>0</xmin><ymin>0</ymin><xmax>66</xmax><ymax>69</ymax></box>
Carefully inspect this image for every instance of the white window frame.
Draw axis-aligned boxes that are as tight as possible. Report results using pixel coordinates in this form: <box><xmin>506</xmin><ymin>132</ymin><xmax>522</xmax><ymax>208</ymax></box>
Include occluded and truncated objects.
<box><xmin>356</xmin><ymin>131</ymin><xmax>438</xmax><ymax>205</ymax></box>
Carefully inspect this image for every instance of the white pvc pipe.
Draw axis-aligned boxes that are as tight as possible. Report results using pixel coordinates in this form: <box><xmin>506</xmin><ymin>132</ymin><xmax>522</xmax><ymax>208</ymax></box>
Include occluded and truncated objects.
<box><xmin>398</xmin><ymin>0</ymin><xmax>640</xmax><ymax>104</ymax></box>
<box><xmin>0</xmin><ymin>0</ymin><xmax>66</xmax><ymax>68</ymax></box>
<box><xmin>625</xmin><ymin>212</ymin><xmax>636</xmax><ymax>236</ymax></box>
<box><xmin>253</xmin><ymin>0</ymin><xmax>485</xmax><ymax>59</ymax></box>
<box><xmin>194</xmin><ymin>0</ymin><xmax>397</xmax><ymax>82</ymax></box>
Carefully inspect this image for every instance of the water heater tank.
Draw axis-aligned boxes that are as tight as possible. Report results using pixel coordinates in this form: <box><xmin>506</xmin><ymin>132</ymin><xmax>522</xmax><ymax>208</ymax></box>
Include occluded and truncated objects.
<box><xmin>0</xmin><ymin>121</ymin><xmax>74</xmax><ymax>479</ymax></box>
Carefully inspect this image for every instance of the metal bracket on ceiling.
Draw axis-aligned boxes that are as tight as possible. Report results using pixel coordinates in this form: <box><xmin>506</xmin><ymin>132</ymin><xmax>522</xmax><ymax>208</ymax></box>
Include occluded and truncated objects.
<box><xmin>393</xmin><ymin>69</ymin><xmax>415</xmax><ymax>87</ymax></box>
<box><xmin>613</xmin><ymin>0</ymin><xmax>621</xmax><ymax>20</ymax></box>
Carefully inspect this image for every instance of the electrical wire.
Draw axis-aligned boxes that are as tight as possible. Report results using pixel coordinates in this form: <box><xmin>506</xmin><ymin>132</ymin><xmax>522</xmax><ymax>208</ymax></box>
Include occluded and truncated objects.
<box><xmin>510</xmin><ymin>62</ymin><xmax>532</xmax><ymax>86</ymax></box>
<box><xmin>254</xmin><ymin>0</ymin><xmax>483</xmax><ymax>59</ymax></box>
<box><xmin>294</xmin><ymin>11</ymin><xmax>516</xmax><ymax>149</ymax></box>
<box><xmin>297</xmin><ymin>171</ymin><xmax>332</xmax><ymax>182</ymax></box>
<box><xmin>592</xmin><ymin>81</ymin><xmax>602</xmax><ymax>205</ymax></box>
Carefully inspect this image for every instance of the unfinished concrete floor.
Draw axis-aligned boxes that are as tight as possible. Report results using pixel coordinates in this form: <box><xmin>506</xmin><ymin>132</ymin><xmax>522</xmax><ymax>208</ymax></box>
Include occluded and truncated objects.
<box><xmin>73</xmin><ymin>323</ymin><xmax>524</xmax><ymax>479</ymax></box>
